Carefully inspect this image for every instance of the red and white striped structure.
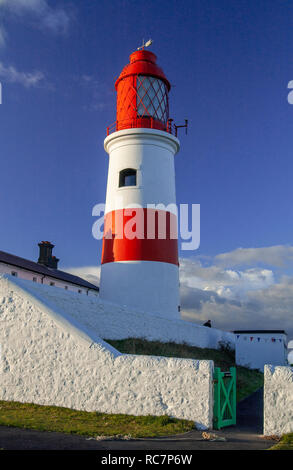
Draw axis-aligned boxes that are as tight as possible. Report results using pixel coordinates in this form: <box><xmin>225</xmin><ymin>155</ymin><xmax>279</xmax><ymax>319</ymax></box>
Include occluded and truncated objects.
<box><xmin>100</xmin><ymin>49</ymin><xmax>180</xmax><ymax>319</ymax></box>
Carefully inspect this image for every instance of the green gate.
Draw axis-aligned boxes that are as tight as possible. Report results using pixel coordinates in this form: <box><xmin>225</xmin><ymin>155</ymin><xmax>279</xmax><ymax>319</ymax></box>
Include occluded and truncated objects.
<box><xmin>213</xmin><ymin>367</ymin><xmax>236</xmax><ymax>429</ymax></box>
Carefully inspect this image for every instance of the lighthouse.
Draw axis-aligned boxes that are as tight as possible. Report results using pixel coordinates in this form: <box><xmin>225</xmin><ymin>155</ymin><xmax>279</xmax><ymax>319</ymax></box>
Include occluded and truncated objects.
<box><xmin>100</xmin><ymin>47</ymin><xmax>181</xmax><ymax>320</ymax></box>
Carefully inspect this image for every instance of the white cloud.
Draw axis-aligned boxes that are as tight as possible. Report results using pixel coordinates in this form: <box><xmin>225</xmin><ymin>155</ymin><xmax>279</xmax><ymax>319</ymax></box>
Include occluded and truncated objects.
<box><xmin>181</xmin><ymin>277</ymin><xmax>293</xmax><ymax>340</ymax></box>
<box><xmin>179</xmin><ymin>258</ymin><xmax>274</xmax><ymax>298</ymax></box>
<box><xmin>0</xmin><ymin>1</ymin><xmax>65</xmax><ymax>88</ymax></box>
<box><xmin>179</xmin><ymin>251</ymin><xmax>293</xmax><ymax>339</ymax></box>
<box><xmin>0</xmin><ymin>61</ymin><xmax>44</xmax><ymax>87</ymax></box>
<box><xmin>0</xmin><ymin>0</ymin><xmax>71</xmax><ymax>34</ymax></box>
<box><xmin>81</xmin><ymin>74</ymin><xmax>112</xmax><ymax>111</ymax></box>
<box><xmin>0</xmin><ymin>24</ymin><xmax>6</xmax><ymax>47</ymax></box>
<box><xmin>63</xmin><ymin>266</ymin><xmax>100</xmax><ymax>288</ymax></box>
<box><xmin>215</xmin><ymin>245</ymin><xmax>293</xmax><ymax>268</ymax></box>
<box><xmin>0</xmin><ymin>0</ymin><xmax>46</xmax><ymax>10</ymax></box>
<box><xmin>41</xmin><ymin>8</ymin><xmax>70</xmax><ymax>34</ymax></box>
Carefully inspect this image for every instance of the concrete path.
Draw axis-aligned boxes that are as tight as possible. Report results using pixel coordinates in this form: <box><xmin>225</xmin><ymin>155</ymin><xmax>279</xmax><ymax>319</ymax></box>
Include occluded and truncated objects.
<box><xmin>0</xmin><ymin>389</ymin><xmax>277</xmax><ymax>450</ymax></box>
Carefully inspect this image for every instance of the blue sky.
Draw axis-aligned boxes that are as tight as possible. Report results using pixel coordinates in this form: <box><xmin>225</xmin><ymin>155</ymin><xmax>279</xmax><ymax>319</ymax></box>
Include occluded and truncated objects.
<box><xmin>0</xmin><ymin>0</ymin><xmax>292</xmax><ymax>338</ymax></box>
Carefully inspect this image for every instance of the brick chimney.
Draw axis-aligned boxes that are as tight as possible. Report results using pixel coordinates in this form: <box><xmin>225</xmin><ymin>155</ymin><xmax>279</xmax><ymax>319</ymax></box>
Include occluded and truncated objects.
<box><xmin>38</xmin><ymin>241</ymin><xmax>59</xmax><ymax>269</ymax></box>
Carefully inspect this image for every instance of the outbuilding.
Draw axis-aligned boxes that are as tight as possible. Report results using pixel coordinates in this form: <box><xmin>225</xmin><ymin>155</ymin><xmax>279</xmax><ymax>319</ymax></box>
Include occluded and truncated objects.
<box><xmin>234</xmin><ymin>330</ymin><xmax>287</xmax><ymax>371</ymax></box>
<box><xmin>0</xmin><ymin>242</ymin><xmax>99</xmax><ymax>296</ymax></box>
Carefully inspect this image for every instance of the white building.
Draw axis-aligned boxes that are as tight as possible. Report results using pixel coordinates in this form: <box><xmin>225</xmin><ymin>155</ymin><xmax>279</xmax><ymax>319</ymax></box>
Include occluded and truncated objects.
<box><xmin>234</xmin><ymin>330</ymin><xmax>288</xmax><ymax>371</ymax></box>
<box><xmin>0</xmin><ymin>241</ymin><xmax>99</xmax><ymax>296</ymax></box>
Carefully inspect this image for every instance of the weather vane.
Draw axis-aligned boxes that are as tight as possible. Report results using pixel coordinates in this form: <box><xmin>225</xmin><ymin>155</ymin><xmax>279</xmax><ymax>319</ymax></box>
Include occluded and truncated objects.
<box><xmin>137</xmin><ymin>38</ymin><xmax>153</xmax><ymax>50</ymax></box>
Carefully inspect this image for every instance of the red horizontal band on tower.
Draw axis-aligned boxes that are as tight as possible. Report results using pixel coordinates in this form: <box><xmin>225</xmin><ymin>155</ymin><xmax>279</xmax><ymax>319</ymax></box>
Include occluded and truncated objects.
<box><xmin>101</xmin><ymin>208</ymin><xmax>179</xmax><ymax>266</ymax></box>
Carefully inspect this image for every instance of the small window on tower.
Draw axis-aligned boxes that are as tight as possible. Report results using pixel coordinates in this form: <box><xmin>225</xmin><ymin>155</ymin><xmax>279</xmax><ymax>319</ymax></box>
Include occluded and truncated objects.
<box><xmin>119</xmin><ymin>168</ymin><xmax>137</xmax><ymax>187</ymax></box>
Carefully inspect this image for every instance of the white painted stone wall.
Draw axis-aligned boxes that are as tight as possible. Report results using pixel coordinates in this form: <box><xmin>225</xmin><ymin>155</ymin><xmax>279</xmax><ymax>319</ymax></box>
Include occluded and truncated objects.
<box><xmin>3</xmin><ymin>275</ymin><xmax>234</xmax><ymax>350</ymax></box>
<box><xmin>0</xmin><ymin>275</ymin><xmax>214</xmax><ymax>429</ymax></box>
<box><xmin>263</xmin><ymin>365</ymin><xmax>293</xmax><ymax>436</ymax></box>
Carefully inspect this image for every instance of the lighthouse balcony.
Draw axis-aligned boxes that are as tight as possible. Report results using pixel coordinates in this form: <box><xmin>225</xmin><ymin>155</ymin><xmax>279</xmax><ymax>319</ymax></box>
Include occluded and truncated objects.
<box><xmin>106</xmin><ymin>117</ymin><xmax>177</xmax><ymax>136</ymax></box>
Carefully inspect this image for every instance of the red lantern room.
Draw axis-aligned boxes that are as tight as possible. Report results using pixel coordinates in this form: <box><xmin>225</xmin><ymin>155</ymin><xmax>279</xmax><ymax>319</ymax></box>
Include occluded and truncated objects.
<box><xmin>107</xmin><ymin>50</ymin><xmax>171</xmax><ymax>134</ymax></box>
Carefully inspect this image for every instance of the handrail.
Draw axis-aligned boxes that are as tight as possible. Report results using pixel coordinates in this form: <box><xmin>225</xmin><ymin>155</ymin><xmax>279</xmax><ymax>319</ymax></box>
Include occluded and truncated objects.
<box><xmin>106</xmin><ymin>118</ymin><xmax>177</xmax><ymax>137</ymax></box>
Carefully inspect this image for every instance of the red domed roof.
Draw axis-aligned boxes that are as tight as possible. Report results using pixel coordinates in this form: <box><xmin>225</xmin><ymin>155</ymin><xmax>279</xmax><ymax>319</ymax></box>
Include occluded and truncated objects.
<box><xmin>115</xmin><ymin>50</ymin><xmax>171</xmax><ymax>91</ymax></box>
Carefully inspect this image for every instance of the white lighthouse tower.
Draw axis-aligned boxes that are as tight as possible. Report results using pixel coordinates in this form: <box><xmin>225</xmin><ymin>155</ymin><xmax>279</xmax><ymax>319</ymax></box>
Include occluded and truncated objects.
<box><xmin>100</xmin><ymin>47</ymin><xmax>181</xmax><ymax>320</ymax></box>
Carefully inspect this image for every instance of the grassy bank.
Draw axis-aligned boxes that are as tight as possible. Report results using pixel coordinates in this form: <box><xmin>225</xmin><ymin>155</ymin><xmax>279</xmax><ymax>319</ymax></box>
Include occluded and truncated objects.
<box><xmin>106</xmin><ymin>337</ymin><xmax>264</xmax><ymax>402</ymax></box>
<box><xmin>0</xmin><ymin>401</ymin><xmax>194</xmax><ymax>438</ymax></box>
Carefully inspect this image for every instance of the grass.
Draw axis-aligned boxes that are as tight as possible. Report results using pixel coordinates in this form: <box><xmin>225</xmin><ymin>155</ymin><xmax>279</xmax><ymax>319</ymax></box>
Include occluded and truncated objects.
<box><xmin>0</xmin><ymin>401</ymin><xmax>194</xmax><ymax>438</ymax></box>
<box><xmin>269</xmin><ymin>433</ymin><xmax>293</xmax><ymax>450</ymax></box>
<box><xmin>106</xmin><ymin>337</ymin><xmax>264</xmax><ymax>402</ymax></box>
<box><xmin>0</xmin><ymin>338</ymin><xmax>264</xmax><ymax>439</ymax></box>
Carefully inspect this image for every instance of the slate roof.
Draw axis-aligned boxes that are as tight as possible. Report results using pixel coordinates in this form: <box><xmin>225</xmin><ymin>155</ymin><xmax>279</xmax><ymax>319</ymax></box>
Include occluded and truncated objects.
<box><xmin>0</xmin><ymin>250</ymin><xmax>99</xmax><ymax>292</ymax></box>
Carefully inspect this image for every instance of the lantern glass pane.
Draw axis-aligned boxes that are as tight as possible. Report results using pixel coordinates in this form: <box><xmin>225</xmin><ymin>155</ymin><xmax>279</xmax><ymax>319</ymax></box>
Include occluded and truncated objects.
<box><xmin>137</xmin><ymin>76</ymin><xmax>168</xmax><ymax>123</ymax></box>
